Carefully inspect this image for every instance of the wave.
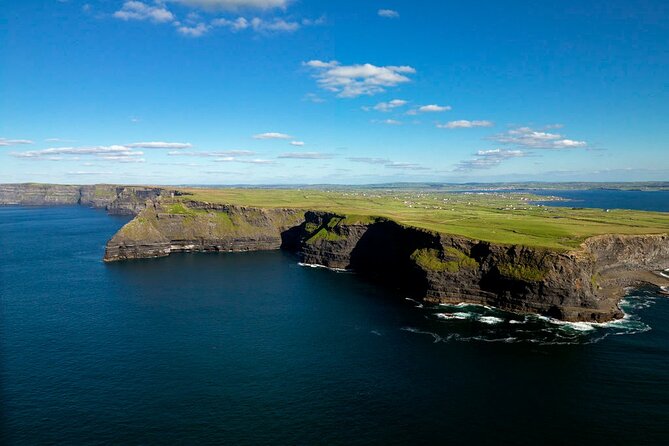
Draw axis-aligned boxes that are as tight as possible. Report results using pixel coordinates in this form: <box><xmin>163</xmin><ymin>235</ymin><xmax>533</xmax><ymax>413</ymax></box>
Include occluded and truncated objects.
<box><xmin>401</xmin><ymin>327</ymin><xmax>445</xmax><ymax>343</ymax></box>
<box><xmin>404</xmin><ymin>297</ymin><xmax>424</xmax><ymax>308</ymax></box>
<box><xmin>297</xmin><ymin>262</ymin><xmax>352</xmax><ymax>273</ymax></box>
<box><xmin>401</xmin><ymin>292</ymin><xmax>659</xmax><ymax>346</ymax></box>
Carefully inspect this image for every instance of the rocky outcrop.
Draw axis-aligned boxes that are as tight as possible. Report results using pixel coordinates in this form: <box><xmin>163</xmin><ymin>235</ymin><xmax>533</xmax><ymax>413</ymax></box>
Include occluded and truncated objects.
<box><xmin>103</xmin><ymin>201</ymin><xmax>669</xmax><ymax>322</ymax></box>
<box><xmin>0</xmin><ymin>183</ymin><xmax>167</xmax><ymax>215</ymax></box>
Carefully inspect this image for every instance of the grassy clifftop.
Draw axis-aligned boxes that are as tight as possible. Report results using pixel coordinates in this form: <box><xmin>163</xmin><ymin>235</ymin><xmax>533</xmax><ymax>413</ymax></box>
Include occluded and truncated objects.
<box><xmin>174</xmin><ymin>188</ymin><xmax>669</xmax><ymax>251</ymax></box>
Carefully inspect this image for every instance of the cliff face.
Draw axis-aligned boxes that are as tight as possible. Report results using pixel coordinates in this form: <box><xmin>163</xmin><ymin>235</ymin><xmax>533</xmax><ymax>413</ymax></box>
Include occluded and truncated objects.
<box><xmin>0</xmin><ymin>183</ymin><xmax>83</xmax><ymax>206</ymax></box>
<box><xmin>103</xmin><ymin>201</ymin><xmax>669</xmax><ymax>322</ymax></box>
<box><xmin>103</xmin><ymin>200</ymin><xmax>305</xmax><ymax>261</ymax></box>
<box><xmin>0</xmin><ymin>183</ymin><xmax>165</xmax><ymax>215</ymax></box>
<box><xmin>297</xmin><ymin>213</ymin><xmax>620</xmax><ymax>321</ymax></box>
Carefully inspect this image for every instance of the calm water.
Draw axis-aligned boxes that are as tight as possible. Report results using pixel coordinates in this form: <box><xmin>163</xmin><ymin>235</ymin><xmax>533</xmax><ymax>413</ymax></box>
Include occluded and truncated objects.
<box><xmin>1</xmin><ymin>205</ymin><xmax>669</xmax><ymax>445</ymax></box>
<box><xmin>531</xmin><ymin>189</ymin><xmax>669</xmax><ymax>212</ymax></box>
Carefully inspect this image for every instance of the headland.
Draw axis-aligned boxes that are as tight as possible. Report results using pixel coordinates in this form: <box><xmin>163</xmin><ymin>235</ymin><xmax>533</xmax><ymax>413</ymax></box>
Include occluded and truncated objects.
<box><xmin>3</xmin><ymin>183</ymin><xmax>668</xmax><ymax>322</ymax></box>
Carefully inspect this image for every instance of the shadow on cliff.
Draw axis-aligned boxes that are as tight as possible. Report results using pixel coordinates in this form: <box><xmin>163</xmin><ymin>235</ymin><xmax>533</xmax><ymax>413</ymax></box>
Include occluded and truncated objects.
<box><xmin>347</xmin><ymin>221</ymin><xmax>436</xmax><ymax>298</ymax></box>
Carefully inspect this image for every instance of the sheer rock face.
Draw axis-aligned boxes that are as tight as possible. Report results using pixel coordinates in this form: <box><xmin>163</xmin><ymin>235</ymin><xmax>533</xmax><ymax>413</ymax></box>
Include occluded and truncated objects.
<box><xmin>0</xmin><ymin>183</ymin><xmax>165</xmax><ymax>215</ymax></box>
<box><xmin>103</xmin><ymin>200</ymin><xmax>305</xmax><ymax>262</ymax></box>
<box><xmin>104</xmin><ymin>202</ymin><xmax>669</xmax><ymax>322</ymax></box>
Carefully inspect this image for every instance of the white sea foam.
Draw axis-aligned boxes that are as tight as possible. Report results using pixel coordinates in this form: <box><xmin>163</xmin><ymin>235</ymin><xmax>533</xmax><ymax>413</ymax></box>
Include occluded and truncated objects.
<box><xmin>401</xmin><ymin>327</ymin><xmax>444</xmax><ymax>343</ymax></box>
<box><xmin>414</xmin><ymin>294</ymin><xmax>655</xmax><ymax>345</ymax></box>
<box><xmin>297</xmin><ymin>262</ymin><xmax>351</xmax><ymax>273</ymax></box>
<box><xmin>435</xmin><ymin>312</ymin><xmax>470</xmax><ymax>320</ymax></box>
<box><xmin>478</xmin><ymin>316</ymin><xmax>504</xmax><ymax>325</ymax></box>
<box><xmin>534</xmin><ymin>315</ymin><xmax>597</xmax><ymax>331</ymax></box>
<box><xmin>473</xmin><ymin>336</ymin><xmax>518</xmax><ymax>343</ymax></box>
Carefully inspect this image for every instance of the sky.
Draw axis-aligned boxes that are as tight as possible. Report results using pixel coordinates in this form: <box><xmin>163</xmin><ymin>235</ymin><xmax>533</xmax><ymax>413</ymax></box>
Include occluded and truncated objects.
<box><xmin>1</xmin><ymin>0</ymin><xmax>668</xmax><ymax>185</ymax></box>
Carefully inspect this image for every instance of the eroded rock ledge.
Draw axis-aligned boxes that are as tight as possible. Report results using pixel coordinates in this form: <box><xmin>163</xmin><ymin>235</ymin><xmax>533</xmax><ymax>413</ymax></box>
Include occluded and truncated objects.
<box><xmin>103</xmin><ymin>198</ymin><xmax>669</xmax><ymax>322</ymax></box>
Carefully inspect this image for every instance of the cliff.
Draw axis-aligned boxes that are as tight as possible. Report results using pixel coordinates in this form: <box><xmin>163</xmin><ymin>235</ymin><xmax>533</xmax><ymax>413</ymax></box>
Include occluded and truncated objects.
<box><xmin>0</xmin><ymin>183</ymin><xmax>166</xmax><ymax>215</ymax></box>
<box><xmin>103</xmin><ymin>199</ymin><xmax>669</xmax><ymax>322</ymax></box>
<box><xmin>103</xmin><ymin>200</ymin><xmax>305</xmax><ymax>261</ymax></box>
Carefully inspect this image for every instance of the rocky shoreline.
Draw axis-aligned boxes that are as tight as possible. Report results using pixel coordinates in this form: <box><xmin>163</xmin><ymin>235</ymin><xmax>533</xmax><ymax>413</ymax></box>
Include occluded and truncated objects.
<box><xmin>3</xmin><ymin>183</ymin><xmax>668</xmax><ymax>322</ymax></box>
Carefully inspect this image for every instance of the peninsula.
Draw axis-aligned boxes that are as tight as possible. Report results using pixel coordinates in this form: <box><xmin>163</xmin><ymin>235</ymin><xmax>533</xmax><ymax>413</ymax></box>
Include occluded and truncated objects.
<box><xmin>2</xmin><ymin>183</ymin><xmax>668</xmax><ymax>323</ymax></box>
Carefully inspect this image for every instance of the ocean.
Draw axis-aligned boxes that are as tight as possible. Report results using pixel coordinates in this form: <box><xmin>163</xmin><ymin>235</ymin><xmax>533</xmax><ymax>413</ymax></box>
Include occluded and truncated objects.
<box><xmin>530</xmin><ymin>188</ymin><xmax>669</xmax><ymax>212</ymax></box>
<box><xmin>1</xmin><ymin>192</ymin><xmax>668</xmax><ymax>445</ymax></box>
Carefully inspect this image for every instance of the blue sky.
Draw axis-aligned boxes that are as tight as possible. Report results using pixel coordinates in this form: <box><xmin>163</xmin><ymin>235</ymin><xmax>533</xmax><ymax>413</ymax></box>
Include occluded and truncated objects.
<box><xmin>1</xmin><ymin>0</ymin><xmax>668</xmax><ymax>185</ymax></box>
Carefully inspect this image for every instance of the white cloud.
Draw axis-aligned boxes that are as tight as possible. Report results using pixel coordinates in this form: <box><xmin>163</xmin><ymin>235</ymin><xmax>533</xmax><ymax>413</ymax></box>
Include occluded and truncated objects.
<box><xmin>167</xmin><ymin>150</ymin><xmax>255</xmax><ymax>157</ymax></box>
<box><xmin>365</xmin><ymin>99</ymin><xmax>407</xmax><ymax>112</ymax></box>
<box><xmin>455</xmin><ymin>149</ymin><xmax>526</xmax><ymax>171</ymax></box>
<box><xmin>289</xmin><ymin>141</ymin><xmax>305</xmax><ymax>146</ymax></box>
<box><xmin>11</xmin><ymin>141</ymin><xmax>188</xmax><ymax>162</ymax></box>
<box><xmin>373</xmin><ymin>119</ymin><xmax>402</xmax><ymax>125</ymax></box>
<box><xmin>113</xmin><ymin>1</ymin><xmax>175</xmax><ymax>23</ymax></box>
<box><xmin>413</xmin><ymin>104</ymin><xmax>451</xmax><ymax>113</ymax></box>
<box><xmin>0</xmin><ymin>138</ymin><xmax>33</xmax><ymax>146</ymax></box>
<box><xmin>437</xmin><ymin>120</ymin><xmax>494</xmax><ymax>129</ymax></box>
<box><xmin>493</xmin><ymin>126</ymin><xmax>587</xmax><ymax>149</ymax></box>
<box><xmin>303</xmin><ymin>93</ymin><xmax>325</xmax><ymax>103</ymax></box>
<box><xmin>126</xmin><ymin>141</ymin><xmax>192</xmax><ymax>149</ymax></box>
<box><xmin>253</xmin><ymin>132</ymin><xmax>291</xmax><ymax>139</ymax></box>
<box><xmin>213</xmin><ymin>16</ymin><xmax>302</xmax><ymax>33</ymax></box>
<box><xmin>177</xmin><ymin>22</ymin><xmax>210</xmax><ymax>36</ymax></box>
<box><xmin>66</xmin><ymin>171</ymin><xmax>113</xmax><ymax>176</ymax></box>
<box><xmin>347</xmin><ymin>157</ymin><xmax>391</xmax><ymax>165</ymax></box>
<box><xmin>214</xmin><ymin>157</ymin><xmax>276</xmax><ymax>164</ymax></box>
<box><xmin>114</xmin><ymin>1</ymin><xmax>314</xmax><ymax>38</ymax></box>
<box><xmin>168</xmin><ymin>0</ymin><xmax>290</xmax><ymax>11</ymax></box>
<box><xmin>11</xmin><ymin>145</ymin><xmax>145</xmax><ymax>163</ymax></box>
<box><xmin>13</xmin><ymin>145</ymin><xmax>134</xmax><ymax>157</ymax></box>
<box><xmin>553</xmin><ymin>139</ymin><xmax>587</xmax><ymax>148</ymax></box>
<box><xmin>303</xmin><ymin>60</ymin><xmax>416</xmax><ymax>98</ymax></box>
<box><xmin>347</xmin><ymin>157</ymin><xmax>428</xmax><ymax>171</ymax></box>
<box><xmin>278</xmin><ymin>152</ymin><xmax>332</xmax><ymax>159</ymax></box>
<box><xmin>212</xmin><ymin>16</ymin><xmax>249</xmax><ymax>30</ymax></box>
<box><xmin>378</xmin><ymin>9</ymin><xmax>399</xmax><ymax>18</ymax></box>
<box><xmin>98</xmin><ymin>155</ymin><xmax>146</xmax><ymax>163</ymax></box>
<box><xmin>301</xmin><ymin>16</ymin><xmax>326</xmax><ymax>26</ymax></box>
<box><xmin>304</xmin><ymin>60</ymin><xmax>338</xmax><ymax>69</ymax></box>
<box><xmin>251</xmin><ymin>17</ymin><xmax>298</xmax><ymax>32</ymax></box>
<box><xmin>385</xmin><ymin>162</ymin><xmax>429</xmax><ymax>171</ymax></box>
<box><xmin>238</xmin><ymin>158</ymin><xmax>276</xmax><ymax>164</ymax></box>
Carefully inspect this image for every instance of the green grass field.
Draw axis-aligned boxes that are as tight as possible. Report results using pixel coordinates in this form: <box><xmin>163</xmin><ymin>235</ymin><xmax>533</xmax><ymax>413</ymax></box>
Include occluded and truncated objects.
<box><xmin>176</xmin><ymin>187</ymin><xmax>669</xmax><ymax>250</ymax></box>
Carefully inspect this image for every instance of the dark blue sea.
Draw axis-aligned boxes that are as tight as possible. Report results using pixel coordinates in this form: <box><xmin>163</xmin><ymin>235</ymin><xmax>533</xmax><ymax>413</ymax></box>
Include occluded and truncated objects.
<box><xmin>531</xmin><ymin>189</ymin><xmax>669</xmax><ymax>212</ymax></box>
<box><xmin>1</xmin><ymin>200</ymin><xmax>668</xmax><ymax>445</ymax></box>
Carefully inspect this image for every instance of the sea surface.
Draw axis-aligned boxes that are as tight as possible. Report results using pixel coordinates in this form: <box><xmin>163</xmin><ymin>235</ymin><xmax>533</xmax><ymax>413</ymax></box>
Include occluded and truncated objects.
<box><xmin>530</xmin><ymin>188</ymin><xmax>669</xmax><ymax>212</ymax></box>
<box><xmin>1</xmin><ymin>201</ymin><xmax>668</xmax><ymax>445</ymax></box>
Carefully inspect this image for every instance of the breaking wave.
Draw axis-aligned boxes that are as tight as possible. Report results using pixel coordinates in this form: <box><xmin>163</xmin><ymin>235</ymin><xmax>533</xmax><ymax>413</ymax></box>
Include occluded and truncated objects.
<box><xmin>402</xmin><ymin>288</ymin><xmax>663</xmax><ymax>345</ymax></box>
<box><xmin>298</xmin><ymin>262</ymin><xmax>352</xmax><ymax>273</ymax></box>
